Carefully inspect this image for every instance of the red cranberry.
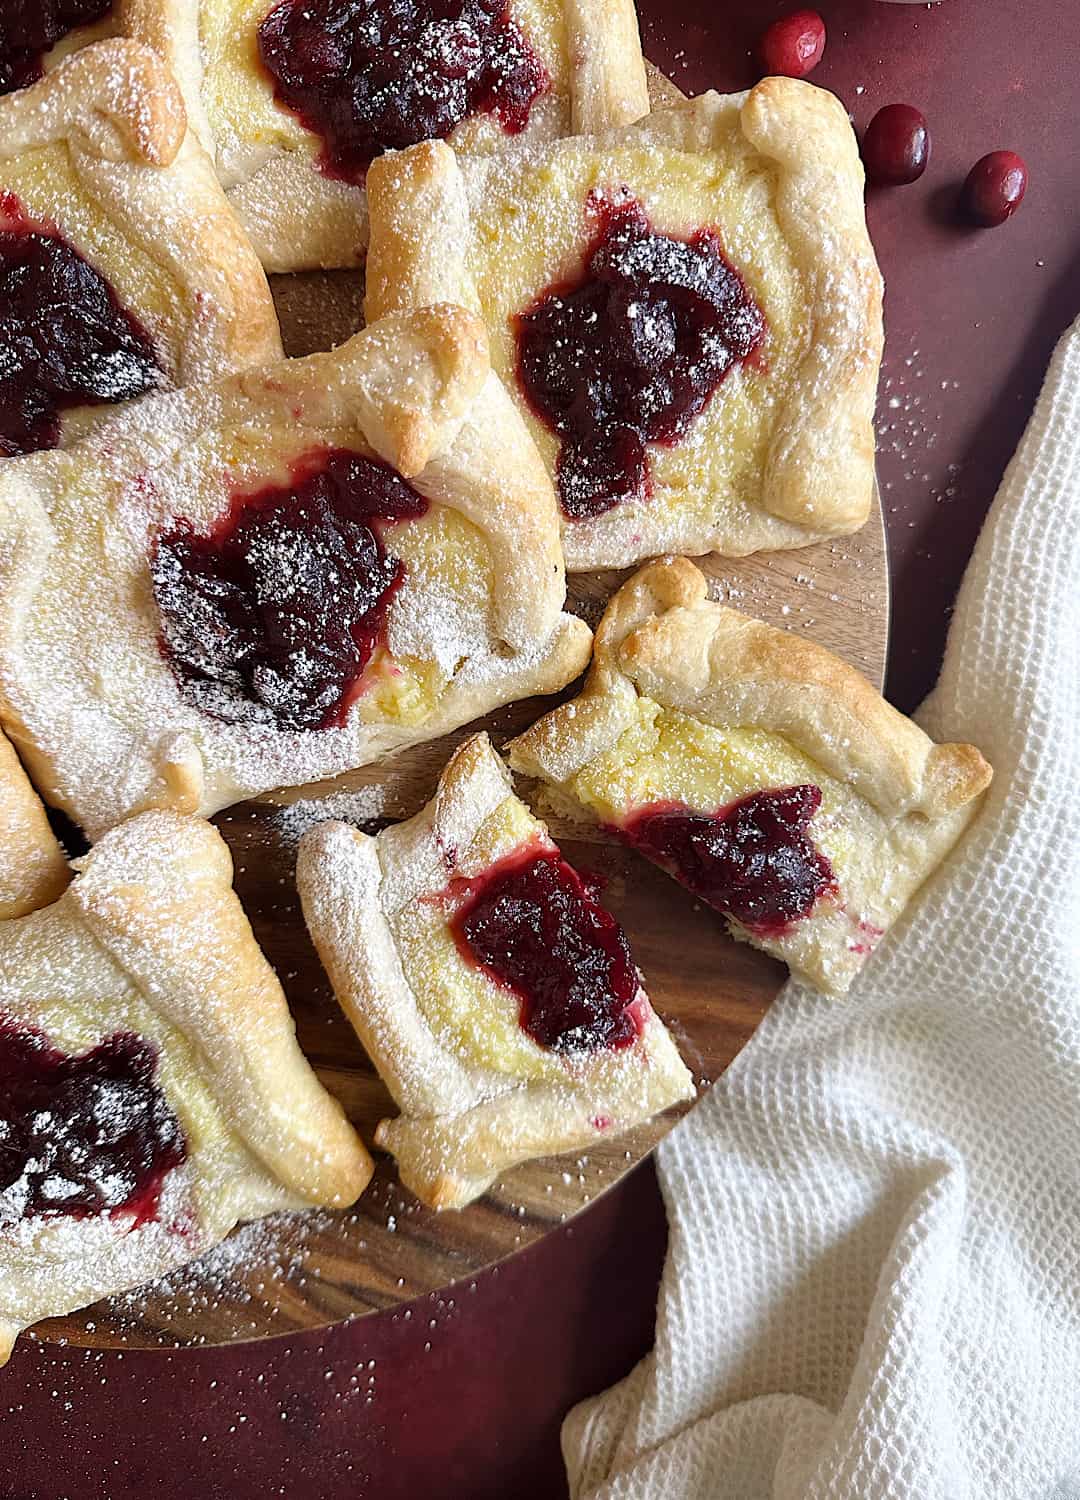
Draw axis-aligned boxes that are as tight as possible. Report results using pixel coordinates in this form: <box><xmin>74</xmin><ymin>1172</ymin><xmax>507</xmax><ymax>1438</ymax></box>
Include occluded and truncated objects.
<box><xmin>861</xmin><ymin>104</ymin><xmax>930</xmax><ymax>186</ymax></box>
<box><xmin>962</xmin><ymin>150</ymin><xmax>1028</xmax><ymax>226</ymax></box>
<box><xmin>759</xmin><ymin>10</ymin><xmax>826</xmax><ymax>79</ymax></box>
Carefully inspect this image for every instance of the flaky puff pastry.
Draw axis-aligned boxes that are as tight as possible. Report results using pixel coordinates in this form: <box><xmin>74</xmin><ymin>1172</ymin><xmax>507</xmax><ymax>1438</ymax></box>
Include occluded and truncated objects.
<box><xmin>0</xmin><ymin>810</ymin><xmax>372</xmax><ymax>1364</ymax></box>
<box><xmin>0</xmin><ymin>303</ymin><xmax>590</xmax><ymax>838</ymax></box>
<box><xmin>79</xmin><ymin>0</ymin><xmax>649</xmax><ymax>272</ymax></box>
<box><xmin>509</xmin><ymin>558</ymin><xmax>992</xmax><ymax>995</ymax></box>
<box><xmin>0</xmin><ymin>40</ymin><xmax>281</xmax><ymax>448</ymax></box>
<box><xmin>365</xmin><ymin>80</ymin><xmax>884</xmax><ymax>571</ymax></box>
<box><xmin>297</xmin><ymin>733</ymin><xmax>693</xmax><ymax>1210</ymax></box>
<box><xmin>0</xmin><ymin>731</ymin><xmax>69</xmax><ymax>919</ymax></box>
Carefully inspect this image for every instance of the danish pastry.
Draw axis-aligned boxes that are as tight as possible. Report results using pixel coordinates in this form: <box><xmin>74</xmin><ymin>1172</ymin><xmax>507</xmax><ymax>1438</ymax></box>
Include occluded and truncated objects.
<box><xmin>0</xmin><ymin>810</ymin><xmax>372</xmax><ymax>1363</ymax></box>
<box><xmin>509</xmin><ymin>558</ymin><xmax>992</xmax><ymax>994</ymax></box>
<box><xmin>0</xmin><ymin>303</ymin><xmax>590</xmax><ymax>837</ymax></box>
<box><xmin>365</xmin><ymin>80</ymin><xmax>884</xmax><ymax>570</ymax></box>
<box><xmin>297</xmin><ymin>733</ymin><xmax>693</xmax><ymax>1209</ymax></box>
<box><xmin>39</xmin><ymin>0</ymin><xmax>650</xmax><ymax>271</ymax></box>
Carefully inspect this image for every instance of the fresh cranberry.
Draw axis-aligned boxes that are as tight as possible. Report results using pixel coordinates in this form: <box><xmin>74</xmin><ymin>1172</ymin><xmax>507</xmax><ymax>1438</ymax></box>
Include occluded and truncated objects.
<box><xmin>759</xmin><ymin>9</ymin><xmax>826</xmax><ymax>79</ymax></box>
<box><xmin>257</xmin><ymin>0</ymin><xmax>548</xmax><ymax>184</ymax></box>
<box><xmin>862</xmin><ymin>104</ymin><xmax>930</xmax><ymax>186</ymax></box>
<box><xmin>0</xmin><ymin>0</ymin><xmax>112</xmax><ymax>93</ymax></box>
<box><xmin>616</xmin><ymin>786</ymin><xmax>835</xmax><ymax>937</ymax></box>
<box><xmin>0</xmin><ymin>1021</ymin><xmax>186</xmax><ymax>1226</ymax></box>
<box><xmin>449</xmin><ymin>845</ymin><xmax>644</xmax><ymax>1054</ymax></box>
<box><xmin>962</xmin><ymin>150</ymin><xmax>1028</xmax><ymax>226</ymax></box>
<box><xmin>152</xmin><ymin>447</ymin><xmax>428</xmax><ymax>732</ymax></box>
<box><xmin>0</xmin><ymin>196</ymin><xmax>162</xmax><ymax>456</ymax></box>
<box><xmin>515</xmin><ymin>193</ymin><xmax>764</xmax><ymax>521</ymax></box>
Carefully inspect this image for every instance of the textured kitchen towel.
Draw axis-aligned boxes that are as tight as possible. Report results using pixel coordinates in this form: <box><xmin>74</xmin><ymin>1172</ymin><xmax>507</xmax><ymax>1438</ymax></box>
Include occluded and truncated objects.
<box><xmin>562</xmin><ymin>317</ymin><xmax>1080</xmax><ymax>1500</ymax></box>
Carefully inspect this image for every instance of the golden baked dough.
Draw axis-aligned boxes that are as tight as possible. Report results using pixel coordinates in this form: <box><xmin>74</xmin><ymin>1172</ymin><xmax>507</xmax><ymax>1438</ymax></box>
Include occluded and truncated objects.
<box><xmin>0</xmin><ymin>40</ymin><xmax>281</xmax><ymax>451</ymax></box>
<box><xmin>297</xmin><ymin>733</ymin><xmax>693</xmax><ymax>1209</ymax></box>
<box><xmin>0</xmin><ymin>810</ymin><xmax>372</xmax><ymax>1364</ymax></box>
<box><xmin>66</xmin><ymin>0</ymin><xmax>648</xmax><ymax>271</ymax></box>
<box><xmin>509</xmin><ymin>558</ymin><xmax>992</xmax><ymax>994</ymax></box>
<box><xmin>365</xmin><ymin>81</ymin><xmax>884</xmax><ymax>570</ymax></box>
<box><xmin>0</xmin><ymin>731</ymin><xmax>69</xmax><ymax>919</ymax></box>
<box><xmin>0</xmin><ymin>303</ymin><xmax>591</xmax><ymax>837</ymax></box>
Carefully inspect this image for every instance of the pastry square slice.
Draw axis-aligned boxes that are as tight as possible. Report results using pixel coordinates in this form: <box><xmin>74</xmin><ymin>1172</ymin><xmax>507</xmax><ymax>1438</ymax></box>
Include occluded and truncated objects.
<box><xmin>365</xmin><ymin>79</ymin><xmax>884</xmax><ymax>571</ymax></box>
<box><xmin>52</xmin><ymin>0</ymin><xmax>650</xmax><ymax>272</ymax></box>
<box><xmin>509</xmin><ymin>558</ymin><xmax>992</xmax><ymax>995</ymax></box>
<box><xmin>0</xmin><ymin>809</ymin><xmax>372</xmax><ymax>1363</ymax></box>
<box><xmin>297</xmin><ymin>732</ymin><xmax>693</xmax><ymax>1210</ymax></box>
<box><xmin>0</xmin><ymin>730</ymin><xmax>69</xmax><ymax>919</ymax></box>
<box><xmin>0</xmin><ymin>303</ymin><xmax>591</xmax><ymax>838</ymax></box>
<box><xmin>0</xmin><ymin>40</ymin><xmax>282</xmax><ymax>458</ymax></box>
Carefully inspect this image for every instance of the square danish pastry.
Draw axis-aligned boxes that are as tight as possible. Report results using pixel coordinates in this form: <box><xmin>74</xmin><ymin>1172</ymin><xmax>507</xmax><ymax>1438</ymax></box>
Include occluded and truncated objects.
<box><xmin>365</xmin><ymin>80</ymin><xmax>884</xmax><ymax>571</ymax></box>
<box><xmin>0</xmin><ymin>41</ymin><xmax>282</xmax><ymax>459</ymax></box>
<box><xmin>509</xmin><ymin>558</ymin><xmax>992</xmax><ymax>995</ymax></box>
<box><xmin>35</xmin><ymin>0</ymin><xmax>651</xmax><ymax>272</ymax></box>
<box><xmin>0</xmin><ymin>810</ymin><xmax>372</xmax><ymax>1364</ymax></box>
<box><xmin>297</xmin><ymin>733</ymin><xmax>693</xmax><ymax>1210</ymax></box>
<box><xmin>0</xmin><ymin>303</ymin><xmax>590</xmax><ymax>838</ymax></box>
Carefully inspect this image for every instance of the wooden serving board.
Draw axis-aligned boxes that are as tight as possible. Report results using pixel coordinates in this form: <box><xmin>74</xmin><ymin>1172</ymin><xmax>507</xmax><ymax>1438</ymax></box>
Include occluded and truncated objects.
<box><xmin>37</xmin><ymin>69</ymin><xmax>889</xmax><ymax>1354</ymax></box>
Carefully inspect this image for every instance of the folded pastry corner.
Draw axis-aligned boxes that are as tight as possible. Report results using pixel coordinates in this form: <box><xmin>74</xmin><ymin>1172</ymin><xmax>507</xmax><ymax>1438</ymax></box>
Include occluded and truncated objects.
<box><xmin>509</xmin><ymin>557</ymin><xmax>992</xmax><ymax>995</ymax></box>
<box><xmin>297</xmin><ymin>732</ymin><xmax>693</xmax><ymax>1210</ymax></box>
<box><xmin>0</xmin><ymin>808</ymin><xmax>372</xmax><ymax>1363</ymax></box>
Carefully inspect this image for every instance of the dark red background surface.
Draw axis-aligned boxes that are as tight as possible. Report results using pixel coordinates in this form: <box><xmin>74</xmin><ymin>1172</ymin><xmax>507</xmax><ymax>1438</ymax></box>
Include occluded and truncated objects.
<box><xmin>5</xmin><ymin>4</ymin><xmax>1079</xmax><ymax>1496</ymax></box>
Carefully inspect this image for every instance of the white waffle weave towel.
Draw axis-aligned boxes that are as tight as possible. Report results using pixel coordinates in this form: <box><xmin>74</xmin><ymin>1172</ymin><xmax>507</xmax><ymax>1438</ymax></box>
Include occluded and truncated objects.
<box><xmin>563</xmin><ymin>320</ymin><xmax>1080</xmax><ymax>1500</ymax></box>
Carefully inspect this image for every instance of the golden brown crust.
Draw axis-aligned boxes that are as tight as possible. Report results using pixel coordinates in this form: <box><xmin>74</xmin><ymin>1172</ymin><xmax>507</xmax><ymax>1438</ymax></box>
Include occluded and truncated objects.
<box><xmin>513</xmin><ymin>557</ymin><xmax>992</xmax><ymax>820</ymax></box>
<box><xmin>298</xmin><ymin>734</ymin><xmax>693</xmax><ymax>1210</ymax></box>
<box><xmin>0</xmin><ymin>307</ymin><xmax>589</xmax><ymax>836</ymax></box>
<box><xmin>364</xmin><ymin>86</ymin><xmax>883</xmax><ymax>569</ymax></box>
<box><xmin>0</xmin><ymin>732</ymin><xmax>69</xmax><ymax>920</ymax></box>
<box><xmin>0</xmin><ymin>40</ymin><xmax>282</xmax><ymax>406</ymax></box>
<box><xmin>740</xmin><ymin>79</ymin><xmax>883</xmax><ymax>533</ymax></box>
<box><xmin>72</xmin><ymin>813</ymin><xmax>373</xmax><ymax>1207</ymax></box>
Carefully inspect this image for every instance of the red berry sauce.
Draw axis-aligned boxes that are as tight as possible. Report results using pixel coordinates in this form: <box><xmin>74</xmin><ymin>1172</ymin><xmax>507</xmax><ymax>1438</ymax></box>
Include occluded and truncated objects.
<box><xmin>449</xmin><ymin>843</ymin><xmax>645</xmax><ymax>1054</ymax></box>
<box><xmin>0</xmin><ymin>194</ymin><xmax>162</xmax><ymax>457</ymax></box>
<box><xmin>617</xmin><ymin>786</ymin><xmax>835</xmax><ymax>937</ymax></box>
<box><xmin>759</xmin><ymin>9</ymin><xmax>826</xmax><ymax>80</ymax></box>
<box><xmin>257</xmin><ymin>0</ymin><xmax>548</xmax><ymax>184</ymax></box>
<box><xmin>862</xmin><ymin>104</ymin><xmax>930</xmax><ymax>186</ymax></box>
<box><xmin>152</xmin><ymin>447</ymin><xmax>428</xmax><ymax>733</ymax></box>
<box><xmin>962</xmin><ymin>151</ymin><xmax>1028</xmax><ymax>227</ymax></box>
<box><xmin>0</xmin><ymin>0</ymin><xmax>113</xmax><ymax>94</ymax></box>
<box><xmin>515</xmin><ymin>193</ymin><xmax>765</xmax><ymax>521</ymax></box>
<box><xmin>0</xmin><ymin>1021</ymin><xmax>187</xmax><ymax>1227</ymax></box>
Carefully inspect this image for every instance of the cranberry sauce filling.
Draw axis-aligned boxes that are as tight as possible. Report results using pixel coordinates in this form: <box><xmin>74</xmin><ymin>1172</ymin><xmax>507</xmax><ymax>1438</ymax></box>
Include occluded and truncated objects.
<box><xmin>0</xmin><ymin>0</ymin><xmax>113</xmax><ymax>94</ymax></box>
<box><xmin>0</xmin><ymin>1021</ymin><xmax>186</xmax><ymax>1227</ymax></box>
<box><xmin>618</xmin><ymin>786</ymin><xmax>835</xmax><ymax>937</ymax></box>
<box><xmin>449</xmin><ymin>844</ymin><xmax>643</xmax><ymax>1054</ymax></box>
<box><xmin>257</xmin><ymin>0</ymin><xmax>548</xmax><ymax>184</ymax></box>
<box><xmin>152</xmin><ymin>447</ymin><xmax>428</xmax><ymax>733</ymax></box>
<box><xmin>0</xmin><ymin>195</ymin><xmax>163</xmax><ymax>456</ymax></box>
<box><xmin>515</xmin><ymin>193</ymin><xmax>765</xmax><ymax>520</ymax></box>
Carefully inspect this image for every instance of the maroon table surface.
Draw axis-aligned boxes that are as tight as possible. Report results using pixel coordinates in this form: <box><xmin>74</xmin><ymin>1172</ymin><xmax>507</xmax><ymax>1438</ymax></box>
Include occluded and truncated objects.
<box><xmin>5</xmin><ymin>4</ymin><xmax>1080</xmax><ymax>1498</ymax></box>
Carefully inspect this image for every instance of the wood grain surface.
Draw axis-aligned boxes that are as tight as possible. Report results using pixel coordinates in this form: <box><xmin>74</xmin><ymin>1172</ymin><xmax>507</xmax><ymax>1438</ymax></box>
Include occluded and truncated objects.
<box><xmin>38</xmin><ymin>68</ymin><xmax>889</xmax><ymax>1353</ymax></box>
